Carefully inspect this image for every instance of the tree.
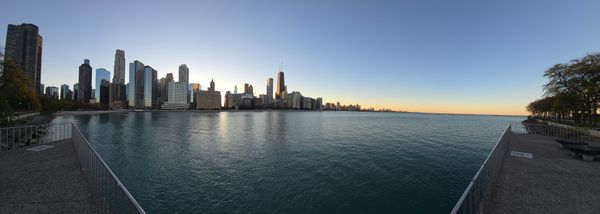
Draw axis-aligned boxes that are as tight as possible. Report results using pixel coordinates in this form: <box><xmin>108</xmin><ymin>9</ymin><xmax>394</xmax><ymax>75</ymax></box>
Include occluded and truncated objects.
<box><xmin>0</xmin><ymin>59</ymin><xmax>41</xmax><ymax>118</ymax></box>
<box><xmin>538</xmin><ymin>53</ymin><xmax>600</xmax><ymax>126</ymax></box>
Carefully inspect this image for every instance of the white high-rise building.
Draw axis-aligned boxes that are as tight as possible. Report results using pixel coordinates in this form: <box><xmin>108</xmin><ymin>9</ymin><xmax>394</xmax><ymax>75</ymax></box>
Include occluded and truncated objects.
<box><xmin>288</xmin><ymin>91</ymin><xmax>302</xmax><ymax>109</ymax></box>
<box><xmin>162</xmin><ymin>82</ymin><xmax>189</xmax><ymax>110</ymax></box>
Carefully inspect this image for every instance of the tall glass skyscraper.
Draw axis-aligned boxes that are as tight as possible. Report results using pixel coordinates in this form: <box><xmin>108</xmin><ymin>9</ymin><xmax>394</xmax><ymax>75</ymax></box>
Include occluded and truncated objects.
<box><xmin>129</xmin><ymin>60</ymin><xmax>144</xmax><ymax>108</ymax></box>
<box><xmin>128</xmin><ymin>63</ymin><xmax>135</xmax><ymax>107</ymax></box>
<box><xmin>95</xmin><ymin>68</ymin><xmax>110</xmax><ymax>102</ymax></box>
<box><xmin>143</xmin><ymin>66</ymin><xmax>157</xmax><ymax>109</ymax></box>
<box><xmin>265</xmin><ymin>78</ymin><xmax>274</xmax><ymax>105</ymax></box>
<box><xmin>60</xmin><ymin>84</ymin><xmax>69</xmax><ymax>100</ymax></box>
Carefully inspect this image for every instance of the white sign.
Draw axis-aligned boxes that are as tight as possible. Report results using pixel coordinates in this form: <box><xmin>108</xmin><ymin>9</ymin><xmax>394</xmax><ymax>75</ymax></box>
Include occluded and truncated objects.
<box><xmin>26</xmin><ymin>145</ymin><xmax>55</xmax><ymax>152</ymax></box>
<box><xmin>510</xmin><ymin>151</ymin><xmax>533</xmax><ymax>159</ymax></box>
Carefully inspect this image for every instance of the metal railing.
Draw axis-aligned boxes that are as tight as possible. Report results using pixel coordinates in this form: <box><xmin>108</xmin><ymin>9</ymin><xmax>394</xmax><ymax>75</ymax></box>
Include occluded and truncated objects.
<box><xmin>1</xmin><ymin>122</ymin><xmax>145</xmax><ymax>213</ymax></box>
<box><xmin>71</xmin><ymin>123</ymin><xmax>146</xmax><ymax>214</ymax></box>
<box><xmin>0</xmin><ymin>123</ymin><xmax>71</xmax><ymax>151</ymax></box>
<box><xmin>450</xmin><ymin>124</ymin><xmax>512</xmax><ymax>214</ymax></box>
<box><xmin>511</xmin><ymin>123</ymin><xmax>600</xmax><ymax>143</ymax></box>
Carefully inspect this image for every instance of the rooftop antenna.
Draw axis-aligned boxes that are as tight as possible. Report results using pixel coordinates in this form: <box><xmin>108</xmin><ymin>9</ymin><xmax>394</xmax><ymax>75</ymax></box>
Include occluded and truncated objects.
<box><xmin>279</xmin><ymin>61</ymin><xmax>283</xmax><ymax>72</ymax></box>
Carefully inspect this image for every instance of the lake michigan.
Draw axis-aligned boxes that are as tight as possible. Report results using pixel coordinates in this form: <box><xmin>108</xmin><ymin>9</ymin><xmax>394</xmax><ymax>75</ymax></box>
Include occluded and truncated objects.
<box><xmin>52</xmin><ymin>111</ymin><xmax>524</xmax><ymax>213</ymax></box>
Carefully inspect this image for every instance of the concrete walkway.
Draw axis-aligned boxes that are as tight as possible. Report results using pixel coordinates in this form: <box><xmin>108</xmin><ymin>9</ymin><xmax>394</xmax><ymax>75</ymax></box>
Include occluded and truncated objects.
<box><xmin>0</xmin><ymin>140</ymin><xmax>96</xmax><ymax>213</ymax></box>
<box><xmin>491</xmin><ymin>134</ymin><xmax>600</xmax><ymax>213</ymax></box>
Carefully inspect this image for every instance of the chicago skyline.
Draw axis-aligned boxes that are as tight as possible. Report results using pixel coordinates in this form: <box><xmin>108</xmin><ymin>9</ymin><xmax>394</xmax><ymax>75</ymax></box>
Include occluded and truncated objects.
<box><xmin>34</xmin><ymin>42</ymin><xmax>328</xmax><ymax>110</ymax></box>
<box><xmin>3</xmin><ymin>1</ymin><xmax>600</xmax><ymax>115</ymax></box>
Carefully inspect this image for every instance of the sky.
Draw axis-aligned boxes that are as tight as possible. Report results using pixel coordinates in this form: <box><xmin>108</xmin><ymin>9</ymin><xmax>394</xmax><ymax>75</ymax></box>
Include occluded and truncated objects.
<box><xmin>2</xmin><ymin>0</ymin><xmax>600</xmax><ymax>115</ymax></box>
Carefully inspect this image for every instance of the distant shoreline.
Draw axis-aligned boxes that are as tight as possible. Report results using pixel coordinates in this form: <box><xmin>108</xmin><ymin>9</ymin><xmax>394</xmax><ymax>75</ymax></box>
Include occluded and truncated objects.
<box><xmin>51</xmin><ymin>109</ymin><xmax>525</xmax><ymax>117</ymax></box>
<box><xmin>403</xmin><ymin>111</ymin><xmax>527</xmax><ymax>117</ymax></box>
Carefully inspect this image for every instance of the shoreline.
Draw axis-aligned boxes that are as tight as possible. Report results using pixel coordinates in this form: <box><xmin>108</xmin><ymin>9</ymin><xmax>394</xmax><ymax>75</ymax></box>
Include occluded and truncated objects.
<box><xmin>52</xmin><ymin>110</ymin><xmax>122</xmax><ymax>116</ymax></box>
<box><xmin>50</xmin><ymin>109</ymin><xmax>525</xmax><ymax>117</ymax></box>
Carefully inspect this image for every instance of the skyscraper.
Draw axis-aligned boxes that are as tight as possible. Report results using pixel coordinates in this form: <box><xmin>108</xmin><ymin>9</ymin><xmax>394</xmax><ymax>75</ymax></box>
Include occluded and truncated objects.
<box><xmin>73</xmin><ymin>83</ymin><xmax>79</xmax><ymax>100</ymax></box>
<box><xmin>45</xmin><ymin>86</ymin><xmax>58</xmax><ymax>99</ymax></box>
<box><xmin>197</xmin><ymin>79</ymin><xmax>221</xmax><ymax>110</ymax></box>
<box><xmin>78</xmin><ymin>59</ymin><xmax>92</xmax><ymax>103</ymax></box>
<box><xmin>39</xmin><ymin>83</ymin><xmax>44</xmax><ymax>96</ymax></box>
<box><xmin>190</xmin><ymin>83</ymin><xmax>200</xmax><ymax>106</ymax></box>
<box><xmin>244</xmin><ymin>83</ymin><xmax>253</xmax><ymax>95</ymax></box>
<box><xmin>143</xmin><ymin>66</ymin><xmax>157</xmax><ymax>109</ymax></box>
<box><xmin>266</xmin><ymin>78</ymin><xmax>274</xmax><ymax>105</ymax></box>
<box><xmin>60</xmin><ymin>84</ymin><xmax>69</xmax><ymax>100</ymax></box>
<box><xmin>224</xmin><ymin>91</ymin><xmax>231</xmax><ymax>109</ymax></box>
<box><xmin>113</xmin><ymin>49</ymin><xmax>125</xmax><ymax>84</ymax></box>
<box><xmin>288</xmin><ymin>91</ymin><xmax>302</xmax><ymax>109</ymax></box>
<box><xmin>179</xmin><ymin>64</ymin><xmax>189</xmax><ymax>83</ymax></box>
<box><xmin>130</xmin><ymin>60</ymin><xmax>144</xmax><ymax>108</ymax></box>
<box><xmin>158</xmin><ymin>77</ymin><xmax>166</xmax><ymax>107</ymax></box>
<box><xmin>99</xmin><ymin>80</ymin><xmax>110</xmax><ymax>106</ymax></box>
<box><xmin>166</xmin><ymin>73</ymin><xmax>174</xmax><ymax>82</ymax></box>
<box><xmin>4</xmin><ymin>23</ymin><xmax>43</xmax><ymax>93</ymax></box>
<box><xmin>267</xmin><ymin>78</ymin><xmax>273</xmax><ymax>98</ymax></box>
<box><xmin>276</xmin><ymin>71</ymin><xmax>285</xmax><ymax>99</ymax></box>
<box><xmin>161</xmin><ymin>82</ymin><xmax>189</xmax><ymax>110</ymax></box>
<box><xmin>316</xmin><ymin>97</ymin><xmax>323</xmax><ymax>111</ymax></box>
<box><xmin>179</xmin><ymin>64</ymin><xmax>190</xmax><ymax>103</ymax></box>
<box><xmin>95</xmin><ymin>68</ymin><xmax>110</xmax><ymax>102</ymax></box>
<box><xmin>110</xmin><ymin>49</ymin><xmax>127</xmax><ymax>109</ymax></box>
<box><xmin>164</xmin><ymin>73</ymin><xmax>174</xmax><ymax>103</ymax></box>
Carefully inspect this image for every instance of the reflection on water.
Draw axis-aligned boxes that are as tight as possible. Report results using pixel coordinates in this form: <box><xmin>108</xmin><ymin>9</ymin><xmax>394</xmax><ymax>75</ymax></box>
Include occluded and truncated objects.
<box><xmin>52</xmin><ymin>111</ymin><xmax>523</xmax><ymax>213</ymax></box>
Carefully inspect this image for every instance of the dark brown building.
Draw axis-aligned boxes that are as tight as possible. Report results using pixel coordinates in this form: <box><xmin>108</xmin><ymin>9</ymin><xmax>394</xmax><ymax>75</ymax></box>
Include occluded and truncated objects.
<box><xmin>78</xmin><ymin>59</ymin><xmax>92</xmax><ymax>103</ymax></box>
<box><xmin>4</xmin><ymin>23</ymin><xmax>43</xmax><ymax>93</ymax></box>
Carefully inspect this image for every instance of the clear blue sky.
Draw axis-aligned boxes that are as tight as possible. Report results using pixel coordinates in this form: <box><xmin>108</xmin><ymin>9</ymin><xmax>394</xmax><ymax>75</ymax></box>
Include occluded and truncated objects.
<box><xmin>2</xmin><ymin>0</ymin><xmax>600</xmax><ymax>115</ymax></box>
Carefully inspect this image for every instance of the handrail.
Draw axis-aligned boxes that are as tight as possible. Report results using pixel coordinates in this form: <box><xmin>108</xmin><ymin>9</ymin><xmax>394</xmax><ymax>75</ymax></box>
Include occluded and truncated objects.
<box><xmin>1</xmin><ymin>122</ymin><xmax>146</xmax><ymax>213</ymax></box>
<box><xmin>71</xmin><ymin>123</ymin><xmax>146</xmax><ymax>214</ymax></box>
<box><xmin>450</xmin><ymin>124</ymin><xmax>512</xmax><ymax>214</ymax></box>
<box><xmin>511</xmin><ymin>122</ymin><xmax>600</xmax><ymax>143</ymax></box>
<box><xmin>1</xmin><ymin>123</ymin><xmax>71</xmax><ymax>151</ymax></box>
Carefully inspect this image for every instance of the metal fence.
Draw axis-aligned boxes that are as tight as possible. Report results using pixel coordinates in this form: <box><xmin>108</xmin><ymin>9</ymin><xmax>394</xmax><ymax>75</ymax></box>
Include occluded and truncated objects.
<box><xmin>71</xmin><ymin>123</ymin><xmax>146</xmax><ymax>214</ymax></box>
<box><xmin>450</xmin><ymin>124</ymin><xmax>512</xmax><ymax>214</ymax></box>
<box><xmin>511</xmin><ymin>123</ymin><xmax>600</xmax><ymax>143</ymax></box>
<box><xmin>0</xmin><ymin>123</ymin><xmax>71</xmax><ymax>151</ymax></box>
<box><xmin>1</xmin><ymin>122</ymin><xmax>145</xmax><ymax>213</ymax></box>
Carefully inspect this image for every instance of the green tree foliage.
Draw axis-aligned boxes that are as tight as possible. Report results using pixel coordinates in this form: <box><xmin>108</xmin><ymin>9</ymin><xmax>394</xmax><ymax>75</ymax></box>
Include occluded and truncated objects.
<box><xmin>38</xmin><ymin>95</ymin><xmax>59</xmax><ymax>115</ymax></box>
<box><xmin>529</xmin><ymin>53</ymin><xmax>600</xmax><ymax>126</ymax></box>
<box><xmin>0</xmin><ymin>59</ymin><xmax>41</xmax><ymax>118</ymax></box>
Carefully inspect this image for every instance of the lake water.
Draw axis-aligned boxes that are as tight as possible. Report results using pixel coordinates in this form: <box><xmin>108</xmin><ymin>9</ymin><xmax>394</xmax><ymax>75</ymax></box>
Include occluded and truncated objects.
<box><xmin>52</xmin><ymin>111</ymin><xmax>524</xmax><ymax>213</ymax></box>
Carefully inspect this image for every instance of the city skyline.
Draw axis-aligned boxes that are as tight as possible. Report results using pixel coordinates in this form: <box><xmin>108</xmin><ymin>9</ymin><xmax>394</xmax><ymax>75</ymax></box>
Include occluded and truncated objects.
<box><xmin>3</xmin><ymin>0</ymin><xmax>600</xmax><ymax>115</ymax></box>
